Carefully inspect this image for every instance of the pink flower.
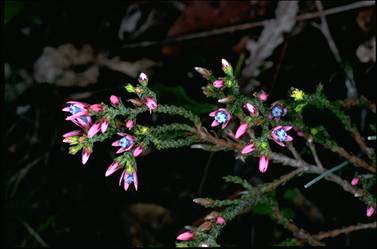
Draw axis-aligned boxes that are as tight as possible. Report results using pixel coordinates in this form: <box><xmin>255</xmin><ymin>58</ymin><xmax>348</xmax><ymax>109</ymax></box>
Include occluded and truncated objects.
<box><xmin>110</xmin><ymin>95</ymin><xmax>120</xmax><ymax>106</ymax></box>
<box><xmin>126</xmin><ymin>119</ymin><xmax>135</xmax><ymax>130</ymax></box>
<box><xmin>119</xmin><ymin>169</ymin><xmax>138</xmax><ymax>191</ymax></box>
<box><xmin>367</xmin><ymin>206</ymin><xmax>375</xmax><ymax>217</ymax></box>
<box><xmin>351</xmin><ymin>177</ymin><xmax>360</xmax><ymax>186</ymax></box>
<box><xmin>112</xmin><ymin>133</ymin><xmax>136</xmax><ymax>154</ymax></box>
<box><xmin>209</xmin><ymin>108</ymin><xmax>231</xmax><ymax>129</ymax></box>
<box><xmin>213</xmin><ymin>80</ymin><xmax>224</xmax><ymax>88</ymax></box>
<box><xmin>258</xmin><ymin>91</ymin><xmax>269</xmax><ymax>102</ymax></box>
<box><xmin>235</xmin><ymin>123</ymin><xmax>248</xmax><ymax>139</ymax></box>
<box><xmin>271</xmin><ymin>125</ymin><xmax>293</xmax><ymax>147</ymax></box>
<box><xmin>100</xmin><ymin>118</ymin><xmax>109</xmax><ymax>133</ymax></box>
<box><xmin>138</xmin><ymin>72</ymin><xmax>148</xmax><ymax>83</ymax></box>
<box><xmin>133</xmin><ymin>146</ymin><xmax>143</xmax><ymax>157</ymax></box>
<box><xmin>63</xmin><ymin>130</ymin><xmax>82</xmax><ymax>139</ymax></box>
<box><xmin>63</xmin><ymin>101</ymin><xmax>89</xmax><ymax>121</ymax></box>
<box><xmin>241</xmin><ymin>142</ymin><xmax>255</xmax><ymax>154</ymax></box>
<box><xmin>176</xmin><ymin>231</ymin><xmax>193</xmax><ymax>241</ymax></box>
<box><xmin>89</xmin><ymin>104</ymin><xmax>103</xmax><ymax>112</ymax></box>
<box><xmin>71</xmin><ymin>115</ymin><xmax>92</xmax><ymax>129</ymax></box>
<box><xmin>105</xmin><ymin>161</ymin><xmax>122</xmax><ymax>177</ymax></box>
<box><xmin>87</xmin><ymin>122</ymin><xmax>101</xmax><ymax>138</ymax></box>
<box><xmin>244</xmin><ymin>103</ymin><xmax>258</xmax><ymax>116</ymax></box>
<box><xmin>216</xmin><ymin>216</ymin><xmax>225</xmax><ymax>225</ymax></box>
<box><xmin>145</xmin><ymin>97</ymin><xmax>158</xmax><ymax>111</ymax></box>
<box><xmin>259</xmin><ymin>155</ymin><xmax>269</xmax><ymax>173</ymax></box>
<box><xmin>82</xmin><ymin>148</ymin><xmax>91</xmax><ymax>165</ymax></box>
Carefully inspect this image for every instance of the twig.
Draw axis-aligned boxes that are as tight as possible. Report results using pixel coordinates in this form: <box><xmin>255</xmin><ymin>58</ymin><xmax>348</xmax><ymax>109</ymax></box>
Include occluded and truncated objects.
<box><xmin>121</xmin><ymin>1</ymin><xmax>374</xmax><ymax>48</ymax></box>
<box><xmin>307</xmin><ymin>139</ymin><xmax>324</xmax><ymax>169</ymax></box>
<box><xmin>21</xmin><ymin>222</ymin><xmax>49</xmax><ymax>248</ymax></box>
<box><xmin>262</xmin><ymin>168</ymin><xmax>304</xmax><ymax>192</ymax></box>
<box><xmin>313</xmin><ymin>0</ymin><xmax>358</xmax><ymax>100</ymax></box>
<box><xmin>313</xmin><ymin>222</ymin><xmax>377</xmax><ymax>240</ymax></box>
<box><xmin>286</xmin><ymin>142</ymin><xmax>303</xmax><ymax>161</ymax></box>
<box><xmin>273</xmin><ymin>206</ymin><xmax>325</xmax><ymax>246</ymax></box>
<box><xmin>334</xmin><ymin>147</ymin><xmax>375</xmax><ymax>173</ymax></box>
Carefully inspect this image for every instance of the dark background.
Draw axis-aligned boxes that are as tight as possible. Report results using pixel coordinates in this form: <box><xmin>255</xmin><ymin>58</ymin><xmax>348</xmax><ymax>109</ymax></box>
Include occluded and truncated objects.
<box><xmin>2</xmin><ymin>1</ymin><xmax>376</xmax><ymax>247</ymax></box>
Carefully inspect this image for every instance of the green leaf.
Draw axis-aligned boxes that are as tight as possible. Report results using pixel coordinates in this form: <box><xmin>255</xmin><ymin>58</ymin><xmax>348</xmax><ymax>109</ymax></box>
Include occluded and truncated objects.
<box><xmin>280</xmin><ymin>207</ymin><xmax>296</xmax><ymax>220</ymax></box>
<box><xmin>283</xmin><ymin>188</ymin><xmax>298</xmax><ymax>201</ymax></box>
<box><xmin>151</xmin><ymin>84</ymin><xmax>215</xmax><ymax>114</ymax></box>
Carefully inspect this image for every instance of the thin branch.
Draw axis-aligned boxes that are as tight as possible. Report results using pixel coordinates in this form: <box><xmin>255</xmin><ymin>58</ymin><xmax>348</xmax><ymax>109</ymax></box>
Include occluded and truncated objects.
<box><xmin>314</xmin><ymin>222</ymin><xmax>377</xmax><ymax>240</ymax></box>
<box><xmin>307</xmin><ymin>139</ymin><xmax>324</xmax><ymax>169</ymax></box>
<box><xmin>286</xmin><ymin>142</ymin><xmax>303</xmax><ymax>161</ymax></box>
<box><xmin>334</xmin><ymin>147</ymin><xmax>375</xmax><ymax>173</ymax></box>
<box><xmin>121</xmin><ymin>1</ymin><xmax>374</xmax><ymax>48</ymax></box>
<box><xmin>262</xmin><ymin>168</ymin><xmax>304</xmax><ymax>192</ymax></box>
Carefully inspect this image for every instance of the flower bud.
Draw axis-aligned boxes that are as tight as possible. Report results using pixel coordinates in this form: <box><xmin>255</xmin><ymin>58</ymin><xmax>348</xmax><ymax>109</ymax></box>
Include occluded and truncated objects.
<box><xmin>351</xmin><ymin>177</ymin><xmax>360</xmax><ymax>186</ymax></box>
<box><xmin>194</xmin><ymin>67</ymin><xmax>212</xmax><ymax>80</ymax></box>
<box><xmin>213</xmin><ymin>80</ymin><xmax>224</xmax><ymax>88</ymax></box>
<box><xmin>138</xmin><ymin>72</ymin><xmax>148</xmax><ymax>85</ymax></box>
<box><xmin>110</xmin><ymin>95</ymin><xmax>120</xmax><ymax>106</ymax></box>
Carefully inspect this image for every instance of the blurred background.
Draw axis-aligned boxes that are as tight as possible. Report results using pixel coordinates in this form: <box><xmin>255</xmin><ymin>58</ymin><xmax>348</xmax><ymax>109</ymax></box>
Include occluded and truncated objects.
<box><xmin>3</xmin><ymin>0</ymin><xmax>376</xmax><ymax>247</ymax></box>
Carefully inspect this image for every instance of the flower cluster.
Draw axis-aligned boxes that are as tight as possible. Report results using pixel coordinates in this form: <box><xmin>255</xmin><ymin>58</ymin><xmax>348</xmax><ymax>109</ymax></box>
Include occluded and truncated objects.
<box><xmin>62</xmin><ymin>72</ymin><xmax>158</xmax><ymax>191</ymax></box>
<box><xmin>202</xmin><ymin>59</ymin><xmax>294</xmax><ymax>173</ymax></box>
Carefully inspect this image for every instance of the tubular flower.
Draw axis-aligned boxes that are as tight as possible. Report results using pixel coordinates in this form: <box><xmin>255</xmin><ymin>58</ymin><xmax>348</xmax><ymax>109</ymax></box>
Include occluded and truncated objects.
<box><xmin>209</xmin><ymin>108</ymin><xmax>231</xmax><ymax>129</ymax></box>
<box><xmin>351</xmin><ymin>177</ymin><xmax>360</xmax><ymax>186</ymax></box>
<box><xmin>367</xmin><ymin>206</ymin><xmax>375</xmax><ymax>217</ymax></box>
<box><xmin>213</xmin><ymin>79</ymin><xmax>224</xmax><ymax>88</ymax></box>
<box><xmin>87</xmin><ymin>122</ymin><xmax>101</xmax><ymax>138</ymax></box>
<box><xmin>133</xmin><ymin>146</ymin><xmax>143</xmax><ymax>157</ymax></box>
<box><xmin>62</xmin><ymin>130</ymin><xmax>82</xmax><ymax>143</ymax></box>
<box><xmin>269</xmin><ymin>102</ymin><xmax>287</xmax><ymax>120</ymax></box>
<box><xmin>112</xmin><ymin>133</ymin><xmax>136</xmax><ymax>154</ymax></box>
<box><xmin>100</xmin><ymin>118</ymin><xmax>109</xmax><ymax>133</ymax></box>
<box><xmin>110</xmin><ymin>95</ymin><xmax>120</xmax><ymax>106</ymax></box>
<box><xmin>82</xmin><ymin>147</ymin><xmax>91</xmax><ymax>165</ymax></box>
<box><xmin>126</xmin><ymin>119</ymin><xmax>135</xmax><ymax>130</ymax></box>
<box><xmin>271</xmin><ymin>126</ymin><xmax>293</xmax><ymax>147</ymax></box>
<box><xmin>176</xmin><ymin>231</ymin><xmax>193</xmax><ymax>241</ymax></box>
<box><xmin>63</xmin><ymin>101</ymin><xmax>90</xmax><ymax>121</ymax></box>
<box><xmin>244</xmin><ymin>103</ymin><xmax>258</xmax><ymax>116</ymax></box>
<box><xmin>145</xmin><ymin>97</ymin><xmax>158</xmax><ymax>111</ymax></box>
<box><xmin>241</xmin><ymin>142</ymin><xmax>255</xmax><ymax>154</ymax></box>
<box><xmin>235</xmin><ymin>123</ymin><xmax>248</xmax><ymax>139</ymax></box>
<box><xmin>258</xmin><ymin>91</ymin><xmax>269</xmax><ymax>102</ymax></box>
<box><xmin>259</xmin><ymin>155</ymin><xmax>269</xmax><ymax>173</ymax></box>
<box><xmin>105</xmin><ymin>161</ymin><xmax>122</xmax><ymax>177</ymax></box>
<box><xmin>89</xmin><ymin>103</ymin><xmax>103</xmax><ymax>112</ymax></box>
<box><xmin>118</xmin><ymin>169</ymin><xmax>138</xmax><ymax>191</ymax></box>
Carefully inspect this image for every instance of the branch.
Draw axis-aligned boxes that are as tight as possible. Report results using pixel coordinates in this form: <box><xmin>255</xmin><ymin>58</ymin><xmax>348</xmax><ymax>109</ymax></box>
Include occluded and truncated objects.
<box><xmin>121</xmin><ymin>1</ymin><xmax>374</xmax><ymax>48</ymax></box>
<box><xmin>313</xmin><ymin>222</ymin><xmax>377</xmax><ymax>240</ymax></box>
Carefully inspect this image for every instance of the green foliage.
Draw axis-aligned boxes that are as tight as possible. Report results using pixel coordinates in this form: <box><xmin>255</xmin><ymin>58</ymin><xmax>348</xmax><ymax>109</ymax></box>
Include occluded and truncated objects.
<box><xmin>275</xmin><ymin>238</ymin><xmax>301</xmax><ymax>246</ymax></box>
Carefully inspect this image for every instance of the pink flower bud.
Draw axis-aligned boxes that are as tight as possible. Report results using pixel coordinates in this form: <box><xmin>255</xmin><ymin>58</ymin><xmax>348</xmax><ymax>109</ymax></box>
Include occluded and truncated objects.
<box><xmin>133</xmin><ymin>146</ymin><xmax>143</xmax><ymax>157</ymax></box>
<box><xmin>259</xmin><ymin>155</ymin><xmax>269</xmax><ymax>173</ymax></box>
<box><xmin>126</xmin><ymin>119</ymin><xmax>135</xmax><ymax>129</ymax></box>
<box><xmin>87</xmin><ymin>122</ymin><xmax>101</xmax><ymax>138</ymax></box>
<box><xmin>367</xmin><ymin>206</ymin><xmax>375</xmax><ymax>217</ymax></box>
<box><xmin>216</xmin><ymin>216</ymin><xmax>225</xmax><ymax>225</ymax></box>
<box><xmin>241</xmin><ymin>142</ymin><xmax>255</xmax><ymax>154</ymax></box>
<box><xmin>244</xmin><ymin>103</ymin><xmax>258</xmax><ymax>116</ymax></box>
<box><xmin>138</xmin><ymin>72</ymin><xmax>148</xmax><ymax>83</ymax></box>
<box><xmin>100</xmin><ymin>119</ymin><xmax>109</xmax><ymax>133</ymax></box>
<box><xmin>235</xmin><ymin>123</ymin><xmax>248</xmax><ymax>139</ymax></box>
<box><xmin>351</xmin><ymin>177</ymin><xmax>360</xmax><ymax>186</ymax></box>
<box><xmin>90</xmin><ymin>104</ymin><xmax>103</xmax><ymax>112</ymax></box>
<box><xmin>110</xmin><ymin>95</ymin><xmax>120</xmax><ymax>106</ymax></box>
<box><xmin>176</xmin><ymin>231</ymin><xmax>193</xmax><ymax>241</ymax></box>
<box><xmin>145</xmin><ymin>97</ymin><xmax>158</xmax><ymax>111</ymax></box>
<box><xmin>82</xmin><ymin>148</ymin><xmax>91</xmax><ymax>165</ymax></box>
<box><xmin>258</xmin><ymin>91</ymin><xmax>269</xmax><ymax>102</ymax></box>
<box><xmin>213</xmin><ymin>80</ymin><xmax>224</xmax><ymax>88</ymax></box>
<box><xmin>105</xmin><ymin>162</ymin><xmax>121</xmax><ymax>177</ymax></box>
